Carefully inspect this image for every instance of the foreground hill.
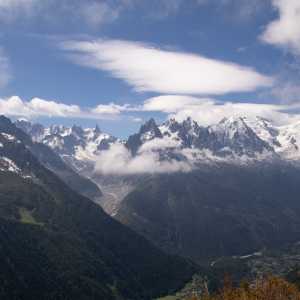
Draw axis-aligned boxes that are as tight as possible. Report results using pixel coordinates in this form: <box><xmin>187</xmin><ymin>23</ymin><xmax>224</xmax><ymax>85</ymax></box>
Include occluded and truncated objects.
<box><xmin>116</xmin><ymin>162</ymin><xmax>300</xmax><ymax>262</ymax></box>
<box><xmin>0</xmin><ymin>116</ymin><xmax>196</xmax><ymax>299</ymax></box>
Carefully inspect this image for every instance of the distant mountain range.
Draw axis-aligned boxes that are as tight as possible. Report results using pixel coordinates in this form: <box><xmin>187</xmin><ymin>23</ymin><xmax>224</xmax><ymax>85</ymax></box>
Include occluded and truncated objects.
<box><xmin>16</xmin><ymin>119</ymin><xmax>119</xmax><ymax>173</ymax></box>
<box><xmin>16</xmin><ymin>116</ymin><xmax>300</xmax><ymax>174</ymax></box>
<box><xmin>125</xmin><ymin>116</ymin><xmax>300</xmax><ymax>162</ymax></box>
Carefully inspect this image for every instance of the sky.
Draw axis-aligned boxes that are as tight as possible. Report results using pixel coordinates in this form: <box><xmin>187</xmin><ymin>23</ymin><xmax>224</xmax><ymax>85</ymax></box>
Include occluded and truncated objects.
<box><xmin>0</xmin><ymin>0</ymin><xmax>300</xmax><ymax>137</ymax></box>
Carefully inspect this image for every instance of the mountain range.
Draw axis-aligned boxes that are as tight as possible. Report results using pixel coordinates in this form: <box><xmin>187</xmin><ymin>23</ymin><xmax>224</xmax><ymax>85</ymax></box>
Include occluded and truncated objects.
<box><xmin>16</xmin><ymin>116</ymin><xmax>300</xmax><ymax>173</ymax></box>
<box><xmin>0</xmin><ymin>115</ymin><xmax>197</xmax><ymax>299</ymax></box>
<box><xmin>14</xmin><ymin>115</ymin><xmax>300</xmax><ymax>264</ymax></box>
<box><xmin>15</xmin><ymin>115</ymin><xmax>300</xmax><ymax>213</ymax></box>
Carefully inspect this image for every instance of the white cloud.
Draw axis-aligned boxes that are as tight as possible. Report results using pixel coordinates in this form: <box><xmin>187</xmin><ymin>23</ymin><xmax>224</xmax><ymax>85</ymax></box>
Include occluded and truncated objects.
<box><xmin>0</xmin><ymin>96</ymin><xmax>127</xmax><ymax>119</ymax></box>
<box><xmin>94</xmin><ymin>143</ymin><xmax>192</xmax><ymax>175</ymax></box>
<box><xmin>139</xmin><ymin>137</ymin><xmax>180</xmax><ymax>152</ymax></box>
<box><xmin>142</xmin><ymin>95</ymin><xmax>300</xmax><ymax>126</ymax></box>
<box><xmin>10</xmin><ymin>94</ymin><xmax>300</xmax><ymax>126</ymax></box>
<box><xmin>0</xmin><ymin>47</ymin><xmax>11</xmax><ymax>87</ymax></box>
<box><xmin>91</xmin><ymin>103</ymin><xmax>131</xmax><ymax>115</ymax></box>
<box><xmin>0</xmin><ymin>96</ymin><xmax>81</xmax><ymax>118</ymax></box>
<box><xmin>261</xmin><ymin>0</ymin><xmax>300</xmax><ymax>55</ymax></box>
<box><xmin>143</xmin><ymin>95</ymin><xmax>212</xmax><ymax>113</ymax></box>
<box><xmin>0</xmin><ymin>96</ymin><xmax>31</xmax><ymax>116</ymax></box>
<box><xmin>2</xmin><ymin>94</ymin><xmax>300</xmax><ymax>127</ymax></box>
<box><xmin>60</xmin><ymin>39</ymin><xmax>273</xmax><ymax>96</ymax></box>
<box><xmin>28</xmin><ymin>97</ymin><xmax>81</xmax><ymax>117</ymax></box>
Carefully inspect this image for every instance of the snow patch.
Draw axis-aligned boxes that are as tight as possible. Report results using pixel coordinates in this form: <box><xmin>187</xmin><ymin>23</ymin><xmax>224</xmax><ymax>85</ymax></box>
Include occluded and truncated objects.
<box><xmin>0</xmin><ymin>157</ymin><xmax>21</xmax><ymax>174</ymax></box>
<box><xmin>1</xmin><ymin>133</ymin><xmax>16</xmax><ymax>141</ymax></box>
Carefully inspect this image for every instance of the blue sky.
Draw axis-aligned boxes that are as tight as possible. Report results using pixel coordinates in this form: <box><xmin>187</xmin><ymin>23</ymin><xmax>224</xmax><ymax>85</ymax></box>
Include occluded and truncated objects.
<box><xmin>0</xmin><ymin>0</ymin><xmax>300</xmax><ymax>137</ymax></box>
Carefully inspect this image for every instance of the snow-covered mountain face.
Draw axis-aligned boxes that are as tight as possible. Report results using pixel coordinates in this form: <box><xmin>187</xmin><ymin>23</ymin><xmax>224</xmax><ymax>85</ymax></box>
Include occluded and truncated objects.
<box><xmin>242</xmin><ymin>117</ymin><xmax>300</xmax><ymax>161</ymax></box>
<box><xmin>157</xmin><ymin>116</ymin><xmax>273</xmax><ymax>159</ymax></box>
<box><xmin>16</xmin><ymin>120</ymin><xmax>120</xmax><ymax>172</ymax></box>
<box><xmin>276</xmin><ymin>122</ymin><xmax>300</xmax><ymax>159</ymax></box>
<box><xmin>125</xmin><ymin>116</ymin><xmax>300</xmax><ymax>166</ymax></box>
<box><xmin>136</xmin><ymin>116</ymin><xmax>276</xmax><ymax>163</ymax></box>
<box><xmin>15</xmin><ymin>116</ymin><xmax>300</xmax><ymax>176</ymax></box>
<box><xmin>0</xmin><ymin>133</ymin><xmax>27</xmax><ymax>177</ymax></box>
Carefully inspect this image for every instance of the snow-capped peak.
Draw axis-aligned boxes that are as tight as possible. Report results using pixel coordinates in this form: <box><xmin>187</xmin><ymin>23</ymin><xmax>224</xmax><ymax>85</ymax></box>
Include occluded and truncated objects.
<box><xmin>211</xmin><ymin>116</ymin><xmax>250</xmax><ymax>138</ymax></box>
<box><xmin>0</xmin><ymin>156</ymin><xmax>21</xmax><ymax>174</ymax></box>
<box><xmin>15</xmin><ymin>120</ymin><xmax>120</xmax><ymax>171</ymax></box>
<box><xmin>274</xmin><ymin>121</ymin><xmax>300</xmax><ymax>160</ymax></box>
<box><xmin>139</xmin><ymin>118</ymin><xmax>162</xmax><ymax>142</ymax></box>
<box><xmin>14</xmin><ymin>115</ymin><xmax>300</xmax><ymax>172</ymax></box>
<box><xmin>243</xmin><ymin>116</ymin><xmax>280</xmax><ymax>149</ymax></box>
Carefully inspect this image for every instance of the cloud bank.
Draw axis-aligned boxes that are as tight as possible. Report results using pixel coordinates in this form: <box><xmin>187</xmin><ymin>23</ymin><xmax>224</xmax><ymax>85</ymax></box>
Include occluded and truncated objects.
<box><xmin>0</xmin><ymin>96</ymin><xmax>128</xmax><ymax>119</ymax></box>
<box><xmin>2</xmin><ymin>94</ymin><xmax>300</xmax><ymax>126</ymax></box>
<box><xmin>61</xmin><ymin>39</ymin><xmax>273</xmax><ymax>95</ymax></box>
<box><xmin>94</xmin><ymin>141</ymin><xmax>192</xmax><ymax>175</ymax></box>
<box><xmin>143</xmin><ymin>95</ymin><xmax>300</xmax><ymax>126</ymax></box>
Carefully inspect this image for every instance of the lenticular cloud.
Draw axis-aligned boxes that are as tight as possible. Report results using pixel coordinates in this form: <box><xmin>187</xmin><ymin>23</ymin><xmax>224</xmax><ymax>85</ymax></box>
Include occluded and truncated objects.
<box><xmin>61</xmin><ymin>39</ymin><xmax>273</xmax><ymax>95</ymax></box>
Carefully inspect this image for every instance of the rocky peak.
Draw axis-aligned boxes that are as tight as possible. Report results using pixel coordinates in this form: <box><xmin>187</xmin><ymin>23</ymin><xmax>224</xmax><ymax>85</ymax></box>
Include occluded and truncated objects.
<box><xmin>139</xmin><ymin>118</ymin><xmax>162</xmax><ymax>142</ymax></box>
<box><xmin>71</xmin><ymin>125</ymin><xmax>84</xmax><ymax>137</ymax></box>
<box><xmin>15</xmin><ymin>119</ymin><xmax>46</xmax><ymax>142</ymax></box>
<box><xmin>0</xmin><ymin>115</ymin><xmax>13</xmax><ymax>128</ymax></box>
<box><xmin>94</xmin><ymin>124</ymin><xmax>102</xmax><ymax>135</ymax></box>
<box><xmin>140</xmin><ymin>118</ymin><xmax>162</xmax><ymax>135</ymax></box>
<box><xmin>162</xmin><ymin>118</ymin><xmax>181</xmax><ymax>134</ymax></box>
